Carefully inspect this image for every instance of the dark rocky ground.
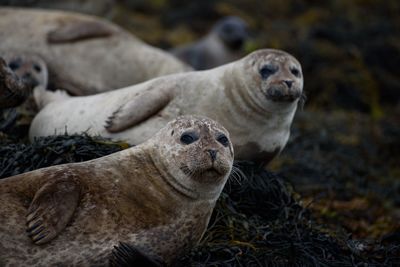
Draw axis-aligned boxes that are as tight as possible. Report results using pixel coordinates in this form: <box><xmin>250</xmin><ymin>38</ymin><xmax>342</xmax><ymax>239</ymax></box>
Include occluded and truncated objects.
<box><xmin>1</xmin><ymin>0</ymin><xmax>400</xmax><ymax>266</ymax></box>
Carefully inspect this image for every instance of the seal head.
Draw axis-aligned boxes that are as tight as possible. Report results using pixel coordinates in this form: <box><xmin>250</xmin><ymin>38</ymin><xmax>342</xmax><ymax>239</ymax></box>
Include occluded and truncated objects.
<box><xmin>148</xmin><ymin>115</ymin><xmax>234</xmax><ymax>200</ymax></box>
<box><xmin>241</xmin><ymin>49</ymin><xmax>304</xmax><ymax>112</ymax></box>
<box><xmin>0</xmin><ymin>54</ymin><xmax>48</xmax><ymax>108</ymax></box>
<box><xmin>214</xmin><ymin>16</ymin><xmax>249</xmax><ymax>51</ymax></box>
<box><xmin>5</xmin><ymin>54</ymin><xmax>48</xmax><ymax>89</ymax></box>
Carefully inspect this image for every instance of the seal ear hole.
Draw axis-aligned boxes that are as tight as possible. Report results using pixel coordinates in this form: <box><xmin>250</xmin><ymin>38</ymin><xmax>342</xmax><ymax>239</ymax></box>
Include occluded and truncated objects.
<box><xmin>259</xmin><ymin>64</ymin><xmax>277</xmax><ymax>80</ymax></box>
<box><xmin>217</xmin><ymin>133</ymin><xmax>229</xmax><ymax>147</ymax></box>
<box><xmin>33</xmin><ymin>64</ymin><xmax>42</xmax><ymax>72</ymax></box>
<box><xmin>180</xmin><ymin>131</ymin><xmax>199</xmax><ymax>145</ymax></box>
<box><xmin>171</xmin><ymin>130</ymin><xmax>174</xmax><ymax>136</ymax></box>
<box><xmin>290</xmin><ymin>67</ymin><xmax>301</xmax><ymax>77</ymax></box>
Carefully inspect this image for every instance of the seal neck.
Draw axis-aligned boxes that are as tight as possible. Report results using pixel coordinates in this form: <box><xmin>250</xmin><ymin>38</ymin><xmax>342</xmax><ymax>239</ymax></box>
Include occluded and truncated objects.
<box><xmin>146</xmin><ymin>145</ymin><xmax>201</xmax><ymax>201</ymax></box>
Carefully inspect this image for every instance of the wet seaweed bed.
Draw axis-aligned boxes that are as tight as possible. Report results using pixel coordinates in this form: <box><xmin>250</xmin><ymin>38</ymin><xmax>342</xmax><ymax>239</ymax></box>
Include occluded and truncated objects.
<box><xmin>1</xmin><ymin>110</ymin><xmax>399</xmax><ymax>266</ymax></box>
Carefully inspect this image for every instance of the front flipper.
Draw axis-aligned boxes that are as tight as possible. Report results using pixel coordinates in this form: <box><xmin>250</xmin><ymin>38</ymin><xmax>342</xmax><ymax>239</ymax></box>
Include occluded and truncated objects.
<box><xmin>47</xmin><ymin>20</ymin><xmax>114</xmax><ymax>44</ymax></box>
<box><xmin>105</xmin><ymin>86</ymin><xmax>173</xmax><ymax>133</ymax></box>
<box><xmin>26</xmin><ymin>179</ymin><xmax>81</xmax><ymax>245</ymax></box>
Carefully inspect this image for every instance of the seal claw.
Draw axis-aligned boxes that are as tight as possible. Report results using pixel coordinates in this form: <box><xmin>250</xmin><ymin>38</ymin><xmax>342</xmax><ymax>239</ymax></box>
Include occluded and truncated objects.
<box><xmin>28</xmin><ymin>225</ymin><xmax>45</xmax><ymax>237</ymax></box>
<box><xmin>32</xmin><ymin>231</ymin><xmax>49</xmax><ymax>244</ymax></box>
<box><xmin>26</xmin><ymin>220</ymin><xmax>43</xmax><ymax>232</ymax></box>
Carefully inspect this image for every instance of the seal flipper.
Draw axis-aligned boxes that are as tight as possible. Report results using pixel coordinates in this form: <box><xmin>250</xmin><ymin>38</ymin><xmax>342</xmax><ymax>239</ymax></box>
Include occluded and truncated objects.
<box><xmin>26</xmin><ymin>179</ymin><xmax>81</xmax><ymax>245</ymax></box>
<box><xmin>110</xmin><ymin>242</ymin><xmax>164</xmax><ymax>267</ymax></box>
<box><xmin>47</xmin><ymin>20</ymin><xmax>114</xmax><ymax>44</ymax></box>
<box><xmin>105</xmin><ymin>86</ymin><xmax>173</xmax><ymax>133</ymax></box>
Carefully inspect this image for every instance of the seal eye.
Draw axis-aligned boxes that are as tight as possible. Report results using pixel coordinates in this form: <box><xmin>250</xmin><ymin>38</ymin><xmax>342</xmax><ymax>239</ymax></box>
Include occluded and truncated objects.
<box><xmin>8</xmin><ymin>61</ymin><xmax>20</xmax><ymax>71</ymax></box>
<box><xmin>33</xmin><ymin>64</ymin><xmax>42</xmax><ymax>72</ymax></box>
<box><xmin>180</xmin><ymin>131</ymin><xmax>199</xmax><ymax>145</ymax></box>
<box><xmin>259</xmin><ymin>64</ymin><xmax>277</xmax><ymax>80</ymax></box>
<box><xmin>291</xmin><ymin>68</ymin><xmax>301</xmax><ymax>77</ymax></box>
<box><xmin>217</xmin><ymin>134</ymin><xmax>229</xmax><ymax>147</ymax></box>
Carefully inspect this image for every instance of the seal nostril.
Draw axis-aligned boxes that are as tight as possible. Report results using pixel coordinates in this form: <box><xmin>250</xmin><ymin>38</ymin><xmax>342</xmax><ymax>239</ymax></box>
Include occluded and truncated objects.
<box><xmin>207</xmin><ymin>150</ymin><xmax>217</xmax><ymax>161</ymax></box>
<box><xmin>284</xmin><ymin>80</ymin><xmax>293</xmax><ymax>88</ymax></box>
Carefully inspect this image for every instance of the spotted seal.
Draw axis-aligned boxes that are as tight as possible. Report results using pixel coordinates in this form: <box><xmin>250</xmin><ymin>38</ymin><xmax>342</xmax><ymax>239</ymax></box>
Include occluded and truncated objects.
<box><xmin>0</xmin><ymin>115</ymin><xmax>233</xmax><ymax>266</ymax></box>
<box><xmin>30</xmin><ymin>48</ymin><xmax>304</xmax><ymax>165</ymax></box>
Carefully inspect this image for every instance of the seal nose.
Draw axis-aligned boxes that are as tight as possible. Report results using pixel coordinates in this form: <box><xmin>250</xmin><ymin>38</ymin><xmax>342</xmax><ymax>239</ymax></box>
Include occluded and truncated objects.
<box><xmin>207</xmin><ymin>149</ymin><xmax>217</xmax><ymax>162</ymax></box>
<box><xmin>284</xmin><ymin>80</ymin><xmax>293</xmax><ymax>88</ymax></box>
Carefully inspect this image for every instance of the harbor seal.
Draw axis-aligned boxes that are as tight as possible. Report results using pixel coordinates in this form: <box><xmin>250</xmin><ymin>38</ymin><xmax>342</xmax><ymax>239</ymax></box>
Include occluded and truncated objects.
<box><xmin>0</xmin><ymin>8</ymin><xmax>192</xmax><ymax>95</ymax></box>
<box><xmin>0</xmin><ymin>115</ymin><xmax>234</xmax><ymax>266</ymax></box>
<box><xmin>30</xmin><ymin>48</ymin><xmax>304</xmax><ymax>165</ymax></box>
<box><xmin>2</xmin><ymin>0</ymin><xmax>115</xmax><ymax>17</ymax></box>
<box><xmin>0</xmin><ymin>54</ymin><xmax>48</xmax><ymax>108</ymax></box>
<box><xmin>171</xmin><ymin>16</ymin><xmax>250</xmax><ymax>70</ymax></box>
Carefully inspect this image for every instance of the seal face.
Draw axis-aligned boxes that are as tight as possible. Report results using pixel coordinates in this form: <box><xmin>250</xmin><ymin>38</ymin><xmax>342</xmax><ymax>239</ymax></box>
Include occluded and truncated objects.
<box><xmin>252</xmin><ymin>50</ymin><xmax>303</xmax><ymax>104</ymax></box>
<box><xmin>0</xmin><ymin>115</ymin><xmax>233</xmax><ymax>266</ymax></box>
<box><xmin>152</xmin><ymin>116</ymin><xmax>234</xmax><ymax>199</ymax></box>
<box><xmin>214</xmin><ymin>16</ymin><xmax>249</xmax><ymax>51</ymax></box>
<box><xmin>0</xmin><ymin>54</ymin><xmax>48</xmax><ymax>108</ymax></box>
<box><xmin>30</xmin><ymin>48</ymin><xmax>303</xmax><ymax>165</ymax></box>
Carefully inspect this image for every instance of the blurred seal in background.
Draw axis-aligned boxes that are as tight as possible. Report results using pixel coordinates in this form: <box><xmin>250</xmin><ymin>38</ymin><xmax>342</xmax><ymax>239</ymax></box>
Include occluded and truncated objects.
<box><xmin>171</xmin><ymin>16</ymin><xmax>250</xmax><ymax>70</ymax></box>
<box><xmin>0</xmin><ymin>8</ymin><xmax>192</xmax><ymax>96</ymax></box>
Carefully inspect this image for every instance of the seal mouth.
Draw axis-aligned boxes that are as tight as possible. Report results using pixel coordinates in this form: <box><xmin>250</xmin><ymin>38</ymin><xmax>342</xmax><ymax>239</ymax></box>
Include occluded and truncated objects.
<box><xmin>204</xmin><ymin>167</ymin><xmax>222</xmax><ymax>176</ymax></box>
<box><xmin>264</xmin><ymin>87</ymin><xmax>301</xmax><ymax>103</ymax></box>
<box><xmin>181</xmin><ymin>165</ymin><xmax>225</xmax><ymax>181</ymax></box>
<box><xmin>266</xmin><ymin>93</ymin><xmax>300</xmax><ymax>102</ymax></box>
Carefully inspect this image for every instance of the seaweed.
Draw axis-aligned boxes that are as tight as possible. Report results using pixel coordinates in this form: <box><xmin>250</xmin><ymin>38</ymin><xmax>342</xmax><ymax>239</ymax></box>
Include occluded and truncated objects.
<box><xmin>0</xmin><ymin>134</ymin><xmax>128</xmax><ymax>178</ymax></box>
<box><xmin>1</xmin><ymin>133</ymin><xmax>398</xmax><ymax>266</ymax></box>
<box><xmin>174</xmin><ymin>162</ymin><xmax>400</xmax><ymax>267</ymax></box>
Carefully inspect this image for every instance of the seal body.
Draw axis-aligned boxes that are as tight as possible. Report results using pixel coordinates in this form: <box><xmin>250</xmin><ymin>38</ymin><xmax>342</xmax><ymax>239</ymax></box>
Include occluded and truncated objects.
<box><xmin>0</xmin><ymin>8</ymin><xmax>191</xmax><ymax>95</ymax></box>
<box><xmin>171</xmin><ymin>16</ymin><xmax>249</xmax><ymax>70</ymax></box>
<box><xmin>0</xmin><ymin>116</ymin><xmax>234</xmax><ymax>266</ymax></box>
<box><xmin>30</xmin><ymin>49</ymin><xmax>304</xmax><ymax>164</ymax></box>
<box><xmin>2</xmin><ymin>0</ymin><xmax>115</xmax><ymax>17</ymax></box>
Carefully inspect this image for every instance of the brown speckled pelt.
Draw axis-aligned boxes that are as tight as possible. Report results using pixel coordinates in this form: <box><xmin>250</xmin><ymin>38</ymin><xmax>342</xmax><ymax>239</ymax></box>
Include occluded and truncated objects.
<box><xmin>0</xmin><ymin>115</ymin><xmax>233</xmax><ymax>266</ymax></box>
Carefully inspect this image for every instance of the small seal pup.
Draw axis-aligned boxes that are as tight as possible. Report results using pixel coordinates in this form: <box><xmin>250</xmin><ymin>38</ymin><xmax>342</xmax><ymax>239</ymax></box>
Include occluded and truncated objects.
<box><xmin>0</xmin><ymin>8</ymin><xmax>192</xmax><ymax>95</ymax></box>
<box><xmin>30</xmin><ymin>48</ymin><xmax>304</xmax><ymax>165</ymax></box>
<box><xmin>171</xmin><ymin>16</ymin><xmax>249</xmax><ymax>70</ymax></box>
<box><xmin>0</xmin><ymin>54</ymin><xmax>48</xmax><ymax>108</ymax></box>
<box><xmin>0</xmin><ymin>115</ymin><xmax>234</xmax><ymax>266</ymax></box>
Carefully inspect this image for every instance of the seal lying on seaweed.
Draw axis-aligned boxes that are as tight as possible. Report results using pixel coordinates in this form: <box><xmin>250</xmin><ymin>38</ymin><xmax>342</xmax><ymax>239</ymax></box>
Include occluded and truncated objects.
<box><xmin>0</xmin><ymin>115</ymin><xmax>233</xmax><ymax>266</ymax></box>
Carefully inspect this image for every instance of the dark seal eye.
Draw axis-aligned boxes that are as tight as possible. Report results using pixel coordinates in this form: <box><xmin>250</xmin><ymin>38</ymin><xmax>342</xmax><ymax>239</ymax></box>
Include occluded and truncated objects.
<box><xmin>33</xmin><ymin>64</ymin><xmax>42</xmax><ymax>72</ymax></box>
<box><xmin>217</xmin><ymin>134</ymin><xmax>229</xmax><ymax>147</ymax></box>
<box><xmin>180</xmin><ymin>131</ymin><xmax>199</xmax><ymax>145</ymax></box>
<box><xmin>259</xmin><ymin>64</ymin><xmax>278</xmax><ymax>80</ymax></box>
<box><xmin>8</xmin><ymin>61</ymin><xmax>21</xmax><ymax>71</ymax></box>
<box><xmin>290</xmin><ymin>68</ymin><xmax>300</xmax><ymax>77</ymax></box>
